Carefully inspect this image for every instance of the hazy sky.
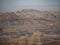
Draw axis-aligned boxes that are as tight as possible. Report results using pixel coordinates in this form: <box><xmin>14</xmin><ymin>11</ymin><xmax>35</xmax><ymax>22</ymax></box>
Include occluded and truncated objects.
<box><xmin>0</xmin><ymin>0</ymin><xmax>60</xmax><ymax>9</ymax></box>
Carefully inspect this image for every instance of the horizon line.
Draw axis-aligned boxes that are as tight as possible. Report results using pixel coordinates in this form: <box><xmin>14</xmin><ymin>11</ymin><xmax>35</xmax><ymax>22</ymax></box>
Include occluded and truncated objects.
<box><xmin>0</xmin><ymin>7</ymin><xmax>60</xmax><ymax>12</ymax></box>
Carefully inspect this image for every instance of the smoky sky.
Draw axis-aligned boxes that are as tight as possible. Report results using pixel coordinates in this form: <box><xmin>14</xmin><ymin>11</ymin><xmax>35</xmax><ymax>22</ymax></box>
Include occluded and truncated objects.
<box><xmin>0</xmin><ymin>0</ymin><xmax>60</xmax><ymax>9</ymax></box>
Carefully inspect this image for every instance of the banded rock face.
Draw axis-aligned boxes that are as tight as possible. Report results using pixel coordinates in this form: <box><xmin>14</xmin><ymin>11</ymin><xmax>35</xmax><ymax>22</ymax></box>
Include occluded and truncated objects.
<box><xmin>0</xmin><ymin>9</ymin><xmax>60</xmax><ymax>45</ymax></box>
<box><xmin>0</xmin><ymin>9</ymin><xmax>60</xmax><ymax>34</ymax></box>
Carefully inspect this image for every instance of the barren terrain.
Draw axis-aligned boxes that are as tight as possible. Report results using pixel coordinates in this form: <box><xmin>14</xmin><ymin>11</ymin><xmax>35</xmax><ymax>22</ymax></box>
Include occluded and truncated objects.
<box><xmin>0</xmin><ymin>9</ymin><xmax>60</xmax><ymax>45</ymax></box>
